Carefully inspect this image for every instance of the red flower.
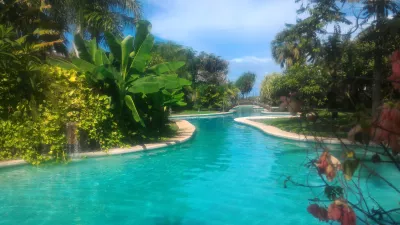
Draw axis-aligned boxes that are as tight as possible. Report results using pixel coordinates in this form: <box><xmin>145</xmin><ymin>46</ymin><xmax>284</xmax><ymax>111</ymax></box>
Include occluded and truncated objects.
<box><xmin>316</xmin><ymin>151</ymin><xmax>338</xmax><ymax>181</ymax></box>
<box><xmin>307</xmin><ymin>204</ymin><xmax>328</xmax><ymax>221</ymax></box>
<box><xmin>370</xmin><ymin>103</ymin><xmax>400</xmax><ymax>155</ymax></box>
<box><xmin>279</xmin><ymin>95</ymin><xmax>301</xmax><ymax>115</ymax></box>
<box><xmin>327</xmin><ymin>201</ymin><xmax>356</xmax><ymax>225</ymax></box>
<box><xmin>389</xmin><ymin>50</ymin><xmax>400</xmax><ymax>91</ymax></box>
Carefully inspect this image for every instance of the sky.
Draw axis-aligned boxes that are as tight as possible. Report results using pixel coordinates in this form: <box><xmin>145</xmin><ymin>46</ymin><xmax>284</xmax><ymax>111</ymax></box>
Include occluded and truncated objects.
<box><xmin>121</xmin><ymin>0</ymin><xmax>366</xmax><ymax>95</ymax></box>
<box><xmin>128</xmin><ymin>0</ymin><xmax>301</xmax><ymax>95</ymax></box>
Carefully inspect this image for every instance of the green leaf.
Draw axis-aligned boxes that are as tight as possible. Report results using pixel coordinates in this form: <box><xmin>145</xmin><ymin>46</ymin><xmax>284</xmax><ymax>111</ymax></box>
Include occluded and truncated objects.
<box><xmin>104</xmin><ymin>32</ymin><xmax>122</xmax><ymax>62</ymax></box>
<box><xmin>93</xmin><ymin>66</ymin><xmax>114</xmax><ymax>80</ymax></box>
<box><xmin>124</xmin><ymin>95</ymin><xmax>145</xmax><ymax>127</ymax></box>
<box><xmin>121</xmin><ymin>36</ymin><xmax>134</xmax><ymax>79</ymax></box>
<box><xmin>176</xmin><ymin>101</ymin><xmax>187</xmax><ymax>106</ymax></box>
<box><xmin>343</xmin><ymin>159</ymin><xmax>360</xmax><ymax>180</ymax></box>
<box><xmin>130</xmin><ymin>35</ymin><xmax>154</xmax><ymax>73</ymax></box>
<box><xmin>94</xmin><ymin>49</ymin><xmax>103</xmax><ymax>66</ymax></box>
<box><xmin>71</xmin><ymin>58</ymin><xmax>96</xmax><ymax>72</ymax></box>
<box><xmin>47</xmin><ymin>57</ymin><xmax>77</xmax><ymax>70</ymax></box>
<box><xmin>149</xmin><ymin>61</ymin><xmax>186</xmax><ymax>75</ymax></box>
<box><xmin>128</xmin><ymin>76</ymin><xmax>162</xmax><ymax>94</ymax></box>
<box><xmin>101</xmin><ymin>51</ymin><xmax>110</xmax><ymax>65</ymax></box>
<box><xmin>133</xmin><ymin>20</ymin><xmax>152</xmax><ymax>51</ymax></box>
<box><xmin>126</xmin><ymin>74</ymin><xmax>140</xmax><ymax>85</ymax></box>
<box><xmin>173</xmin><ymin>92</ymin><xmax>185</xmax><ymax>99</ymax></box>
<box><xmin>158</xmin><ymin>75</ymin><xmax>191</xmax><ymax>90</ymax></box>
<box><xmin>88</xmin><ymin>38</ymin><xmax>97</xmax><ymax>63</ymax></box>
<box><xmin>162</xmin><ymin>89</ymin><xmax>171</xmax><ymax>96</ymax></box>
<box><xmin>74</xmin><ymin>34</ymin><xmax>92</xmax><ymax>62</ymax></box>
<box><xmin>15</xmin><ymin>35</ymin><xmax>28</xmax><ymax>44</ymax></box>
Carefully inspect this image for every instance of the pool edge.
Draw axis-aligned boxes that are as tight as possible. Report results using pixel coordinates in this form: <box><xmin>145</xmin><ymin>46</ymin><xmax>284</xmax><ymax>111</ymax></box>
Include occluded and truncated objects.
<box><xmin>0</xmin><ymin>120</ymin><xmax>196</xmax><ymax>169</ymax></box>
<box><xmin>234</xmin><ymin>116</ymin><xmax>353</xmax><ymax>145</ymax></box>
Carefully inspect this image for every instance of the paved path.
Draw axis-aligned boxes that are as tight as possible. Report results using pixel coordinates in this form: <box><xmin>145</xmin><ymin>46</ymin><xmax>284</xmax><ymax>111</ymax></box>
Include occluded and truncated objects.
<box><xmin>234</xmin><ymin>116</ymin><xmax>352</xmax><ymax>145</ymax></box>
<box><xmin>0</xmin><ymin>120</ymin><xmax>196</xmax><ymax>168</ymax></box>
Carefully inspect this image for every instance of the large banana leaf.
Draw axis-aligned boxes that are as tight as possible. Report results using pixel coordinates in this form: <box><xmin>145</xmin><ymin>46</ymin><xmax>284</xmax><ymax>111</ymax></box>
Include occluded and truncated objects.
<box><xmin>71</xmin><ymin>58</ymin><xmax>96</xmax><ymax>72</ymax></box>
<box><xmin>46</xmin><ymin>57</ymin><xmax>78</xmax><ymax>70</ymax></box>
<box><xmin>158</xmin><ymin>75</ymin><xmax>192</xmax><ymax>89</ymax></box>
<box><xmin>128</xmin><ymin>75</ymin><xmax>191</xmax><ymax>94</ymax></box>
<box><xmin>124</xmin><ymin>95</ymin><xmax>145</xmax><ymax>127</ymax></box>
<box><xmin>128</xmin><ymin>75</ymin><xmax>162</xmax><ymax>94</ymax></box>
<box><xmin>121</xmin><ymin>36</ymin><xmax>134</xmax><ymax>79</ymax></box>
<box><xmin>148</xmin><ymin>61</ymin><xmax>186</xmax><ymax>75</ymax></box>
<box><xmin>133</xmin><ymin>20</ymin><xmax>151</xmax><ymax>51</ymax></box>
<box><xmin>74</xmin><ymin>34</ymin><xmax>92</xmax><ymax>63</ymax></box>
<box><xmin>101</xmin><ymin>51</ymin><xmax>111</xmax><ymax>65</ymax></box>
<box><xmin>88</xmin><ymin>38</ymin><xmax>97</xmax><ymax>63</ymax></box>
<box><xmin>94</xmin><ymin>49</ymin><xmax>105</xmax><ymax>66</ymax></box>
<box><xmin>92</xmin><ymin>66</ymin><xmax>115</xmax><ymax>81</ymax></box>
<box><xmin>130</xmin><ymin>35</ymin><xmax>154</xmax><ymax>73</ymax></box>
<box><xmin>104</xmin><ymin>32</ymin><xmax>122</xmax><ymax>62</ymax></box>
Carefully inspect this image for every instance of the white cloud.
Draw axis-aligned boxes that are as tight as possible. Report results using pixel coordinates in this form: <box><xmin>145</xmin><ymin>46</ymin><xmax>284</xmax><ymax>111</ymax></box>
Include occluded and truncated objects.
<box><xmin>146</xmin><ymin>0</ymin><xmax>299</xmax><ymax>50</ymax></box>
<box><xmin>230</xmin><ymin>56</ymin><xmax>272</xmax><ymax>64</ymax></box>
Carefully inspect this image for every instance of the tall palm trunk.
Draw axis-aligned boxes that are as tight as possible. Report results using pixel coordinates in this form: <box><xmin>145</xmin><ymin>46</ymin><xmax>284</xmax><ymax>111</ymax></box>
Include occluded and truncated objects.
<box><xmin>372</xmin><ymin>0</ymin><xmax>386</xmax><ymax>116</ymax></box>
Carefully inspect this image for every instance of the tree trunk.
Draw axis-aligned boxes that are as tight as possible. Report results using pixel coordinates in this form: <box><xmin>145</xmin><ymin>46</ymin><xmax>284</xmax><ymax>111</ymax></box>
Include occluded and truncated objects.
<box><xmin>372</xmin><ymin>0</ymin><xmax>385</xmax><ymax>116</ymax></box>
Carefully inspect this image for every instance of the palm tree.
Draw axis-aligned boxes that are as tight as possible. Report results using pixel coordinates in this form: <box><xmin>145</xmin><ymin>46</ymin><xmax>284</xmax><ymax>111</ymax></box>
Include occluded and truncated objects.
<box><xmin>57</xmin><ymin>0</ymin><xmax>142</xmax><ymax>43</ymax></box>
<box><xmin>334</xmin><ymin>0</ymin><xmax>400</xmax><ymax>114</ymax></box>
<box><xmin>357</xmin><ymin>0</ymin><xmax>399</xmax><ymax>115</ymax></box>
<box><xmin>271</xmin><ymin>28</ymin><xmax>301</xmax><ymax>68</ymax></box>
<box><xmin>0</xmin><ymin>0</ymin><xmax>70</xmax><ymax>54</ymax></box>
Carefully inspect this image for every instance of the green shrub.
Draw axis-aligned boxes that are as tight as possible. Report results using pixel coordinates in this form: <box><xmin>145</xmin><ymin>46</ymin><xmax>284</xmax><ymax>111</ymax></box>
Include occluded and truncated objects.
<box><xmin>0</xmin><ymin>66</ymin><xmax>124</xmax><ymax>164</ymax></box>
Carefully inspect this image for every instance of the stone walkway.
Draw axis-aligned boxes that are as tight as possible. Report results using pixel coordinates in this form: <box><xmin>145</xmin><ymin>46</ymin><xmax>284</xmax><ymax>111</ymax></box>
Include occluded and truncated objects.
<box><xmin>234</xmin><ymin>116</ymin><xmax>352</xmax><ymax>145</ymax></box>
<box><xmin>0</xmin><ymin>120</ymin><xmax>196</xmax><ymax>168</ymax></box>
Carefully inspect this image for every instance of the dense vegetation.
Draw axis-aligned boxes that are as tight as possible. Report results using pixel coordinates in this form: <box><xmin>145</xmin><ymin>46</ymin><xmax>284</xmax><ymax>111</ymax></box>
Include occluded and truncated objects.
<box><xmin>0</xmin><ymin>0</ymin><xmax>242</xmax><ymax>164</ymax></box>
<box><xmin>262</xmin><ymin>1</ymin><xmax>400</xmax><ymax>224</ymax></box>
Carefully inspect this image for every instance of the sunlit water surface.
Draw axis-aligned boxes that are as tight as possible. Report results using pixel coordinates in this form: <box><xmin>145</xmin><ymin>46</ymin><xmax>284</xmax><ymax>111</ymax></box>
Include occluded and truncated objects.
<box><xmin>0</xmin><ymin>106</ymin><xmax>398</xmax><ymax>224</ymax></box>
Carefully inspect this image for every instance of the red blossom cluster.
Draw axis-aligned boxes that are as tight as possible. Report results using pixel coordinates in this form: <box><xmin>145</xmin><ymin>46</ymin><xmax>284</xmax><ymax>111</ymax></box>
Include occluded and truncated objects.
<box><xmin>389</xmin><ymin>50</ymin><xmax>400</xmax><ymax>90</ymax></box>
<box><xmin>370</xmin><ymin>103</ymin><xmax>400</xmax><ymax>155</ymax></box>
<box><xmin>328</xmin><ymin>201</ymin><xmax>357</xmax><ymax>225</ymax></box>
<box><xmin>348</xmin><ymin>49</ymin><xmax>400</xmax><ymax>155</ymax></box>
<box><xmin>279</xmin><ymin>93</ymin><xmax>301</xmax><ymax>115</ymax></box>
<box><xmin>316</xmin><ymin>151</ymin><xmax>337</xmax><ymax>181</ymax></box>
<box><xmin>307</xmin><ymin>204</ymin><xmax>328</xmax><ymax>222</ymax></box>
<box><xmin>308</xmin><ymin>201</ymin><xmax>356</xmax><ymax>225</ymax></box>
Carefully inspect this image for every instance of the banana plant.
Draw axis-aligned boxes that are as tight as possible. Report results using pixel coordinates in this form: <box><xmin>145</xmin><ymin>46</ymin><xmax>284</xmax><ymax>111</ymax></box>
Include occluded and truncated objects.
<box><xmin>50</xmin><ymin>20</ymin><xmax>191</xmax><ymax>126</ymax></box>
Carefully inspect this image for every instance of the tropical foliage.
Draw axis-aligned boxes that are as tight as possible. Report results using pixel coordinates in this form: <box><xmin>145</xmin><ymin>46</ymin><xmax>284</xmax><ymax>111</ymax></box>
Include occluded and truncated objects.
<box><xmin>260</xmin><ymin>73</ymin><xmax>281</xmax><ymax>105</ymax></box>
<box><xmin>269</xmin><ymin>1</ymin><xmax>400</xmax><ymax>224</ymax></box>
<box><xmin>0</xmin><ymin>0</ymin><xmax>235</xmax><ymax>163</ymax></box>
<box><xmin>235</xmin><ymin>72</ymin><xmax>256</xmax><ymax>98</ymax></box>
<box><xmin>0</xmin><ymin>65</ymin><xmax>120</xmax><ymax>164</ymax></box>
<box><xmin>149</xmin><ymin>41</ymin><xmax>236</xmax><ymax>112</ymax></box>
<box><xmin>52</xmin><ymin>20</ymin><xmax>191</xmax><ymax>136</ymax></box>
<box><xmin>193</xmin><ymin>83</ymin><xmax>239</xmax><ymax>111</ymax></box>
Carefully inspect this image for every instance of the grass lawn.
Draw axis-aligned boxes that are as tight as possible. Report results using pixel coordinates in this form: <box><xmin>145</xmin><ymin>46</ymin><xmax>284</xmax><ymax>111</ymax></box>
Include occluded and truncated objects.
<box><xmin>255</xmin><ymin>110</ymin><xmax>355</xmax><ymax>139</ymax></box>
<box><xmin>173</xmin><ymin>110</ymin><xmax>220</xmax><ymax>115</ymax></box>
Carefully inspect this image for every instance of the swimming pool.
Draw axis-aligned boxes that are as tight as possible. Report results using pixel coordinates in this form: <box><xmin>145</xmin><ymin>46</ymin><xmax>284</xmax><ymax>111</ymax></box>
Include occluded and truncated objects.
<box><xmin>0</xmin><ymin>107</ymin><xmax>398</xmax><ymax>224</ymax></box>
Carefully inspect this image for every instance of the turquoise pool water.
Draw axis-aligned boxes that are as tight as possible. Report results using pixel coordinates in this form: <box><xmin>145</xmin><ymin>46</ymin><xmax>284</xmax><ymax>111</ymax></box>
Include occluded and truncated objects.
<box><xmin>0</xmin><ymin>107</ymin><xmax>398</xmax><ymax>224</ymax></box>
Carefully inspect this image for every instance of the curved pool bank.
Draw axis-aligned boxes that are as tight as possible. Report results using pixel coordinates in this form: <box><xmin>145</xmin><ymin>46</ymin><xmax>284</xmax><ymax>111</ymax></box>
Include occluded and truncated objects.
<box><xmin>234</xmin><ymin>116</ymin><xmax>353</xmax><ymax>145</ymax></box>
<box><xmin>169</xmin><ymin>111</ymin><xmax>235</xmax><ymax>119</ymax></box>
<box><xmin>0</xmin><ymin>120</ymin><xmax>196</xmax><ymax>169</ymax></box>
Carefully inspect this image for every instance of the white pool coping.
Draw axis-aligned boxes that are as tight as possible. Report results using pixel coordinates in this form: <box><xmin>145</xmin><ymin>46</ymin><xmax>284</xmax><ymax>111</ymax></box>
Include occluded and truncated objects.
<box><xmin>260</xmin><ymin>111</ymin><xmax>290</xmax><ymax>115</ymax></box>
<box><xmin>170</xmin><ymin>111</ymin><xmax>234</xmax><ymax>119</ymax></box>
<box><xmin>0</xmin><ymin>120</ymin><xmax>196</xmax><ymax>169</ymax></box>
<box><xmin>234</xmin><ymin>116</ymin><xmax>352</xmax><ymax>145</ymax></box>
